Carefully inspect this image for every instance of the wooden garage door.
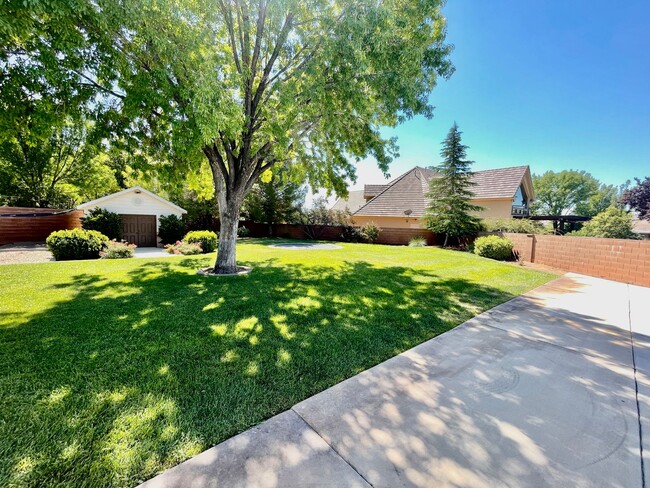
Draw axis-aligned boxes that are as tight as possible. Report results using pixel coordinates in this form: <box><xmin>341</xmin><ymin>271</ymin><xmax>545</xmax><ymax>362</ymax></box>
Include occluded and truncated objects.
<box><xmin>122</xmin><ymin>215</ymin><xmax>157</xmax><ymax>247</ymax></box>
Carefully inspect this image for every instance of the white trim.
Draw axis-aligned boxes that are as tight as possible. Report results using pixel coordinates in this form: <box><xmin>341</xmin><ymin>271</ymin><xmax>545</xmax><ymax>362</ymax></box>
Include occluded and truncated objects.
<box><xmin>77</xmin><ymin>186</ymin><xmax>187</xmax><ymax>214</ymax></box>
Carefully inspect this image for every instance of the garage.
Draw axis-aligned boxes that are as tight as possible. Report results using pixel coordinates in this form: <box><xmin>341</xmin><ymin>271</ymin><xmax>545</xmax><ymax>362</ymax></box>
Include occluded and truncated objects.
<box><xmin>77</xmin><ymin>186</ymin><xmax>187</xmax><ymax>247</ymax></box>
<box><xmin>122</xmin><ymin>214</ymin><xmax>157</xmax><ymax>247</ymax></box>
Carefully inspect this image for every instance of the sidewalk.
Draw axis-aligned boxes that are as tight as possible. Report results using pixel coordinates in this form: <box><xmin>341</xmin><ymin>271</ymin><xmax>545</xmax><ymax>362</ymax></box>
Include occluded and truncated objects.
<box><xmin>141</xmin><ymin>273</ymin><xmax>649</xmax><ymax>487</ymax></box>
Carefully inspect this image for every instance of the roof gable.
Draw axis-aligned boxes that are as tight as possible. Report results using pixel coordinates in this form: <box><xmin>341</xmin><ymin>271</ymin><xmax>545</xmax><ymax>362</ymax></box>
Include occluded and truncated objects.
<box><xmin>469</xmin><ymin>166</ymin><xmax>529</xmax><ymax>200</ymax></box>
<box><xmin>354</xmin><ymin>167</ymin><xmax>433</xmax><ymax>218</ymax></box>
<box><xmin>77</xmin><ymin>186</ymin><xmax>187</xmax><ymax>214</ymax></box>
<box><xmin>354</xmin><ymin>165</ymin><xmax>530</xmax><ymax>218</ymax></box>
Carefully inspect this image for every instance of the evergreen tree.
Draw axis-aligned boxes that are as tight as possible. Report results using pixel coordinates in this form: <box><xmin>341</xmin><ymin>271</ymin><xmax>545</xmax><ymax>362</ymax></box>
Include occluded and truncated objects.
<box><xmin>424</xmin><ymin>124</ymin><xmax>483</xmax><ymax>246</ymax></box>
<box><xmin>242</xmin><ymin>171</ymin><xmax>306</xmax><ymax>235</ymax></box>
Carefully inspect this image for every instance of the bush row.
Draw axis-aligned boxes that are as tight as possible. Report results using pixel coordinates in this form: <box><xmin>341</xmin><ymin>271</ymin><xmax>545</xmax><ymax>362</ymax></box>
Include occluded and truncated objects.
<box><xmin>46</xmin><ymin>228</ymin><xmax>219</xmax><ymax>260</ymax></box>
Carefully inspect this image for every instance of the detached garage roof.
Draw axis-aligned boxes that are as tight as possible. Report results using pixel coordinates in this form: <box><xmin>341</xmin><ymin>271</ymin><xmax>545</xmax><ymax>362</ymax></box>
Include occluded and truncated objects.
<box><xmin>77</xmin><ymin>186</ymin><xmax>187</xmax><ymax>214</ymax></box>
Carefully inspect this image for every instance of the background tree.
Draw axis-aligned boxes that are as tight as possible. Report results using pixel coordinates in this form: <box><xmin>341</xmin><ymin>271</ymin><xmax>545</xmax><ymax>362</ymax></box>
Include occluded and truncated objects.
<box><xmin>569</xmin><ymin>206</ymin><xmax>635</xmax><ymax>239</ymax></box>
<box><xmin>424</xmin><ymin>123</ymin><xmax>483</xmax><ymax>247</ymax></box>
<box><xmin>30</xmin><ymin>0</ymin><xmax>453</xmax><ymax>273</ymax></box>
<box><xmin>531</xmin><ymin>170</ymin><xmax>601</xmax><ymax>216</ymax></box>
<box><xmin>299</xmin><ymin>196</ymin><xmax>352</xmax><ymax>240</ymax></box>
<box><xmin>575</xmin><ymin>182</ymin><xmax>621</xmax><ymax>217</ymax></box>
<box><xmin>0</xmin><ymin>19</ymin><xmax>120</xmax><ymax>207</ymax></box>
<box><xmin>621</xmin><ymin>177</ymin><xmax>650</xmax><ymax>220</ymax></box>
<box><xmin>0</xmin><ymin>117</ymin><xmax>119</xmax><ymax>207</ymax></box>
<box><xmin>242</xmin><ymin>171</ymin><xmax>305</xmax><ymax>235</ymax></box>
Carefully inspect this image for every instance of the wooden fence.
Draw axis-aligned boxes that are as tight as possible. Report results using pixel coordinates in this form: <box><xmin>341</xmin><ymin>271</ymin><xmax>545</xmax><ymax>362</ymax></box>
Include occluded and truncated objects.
<box><xmin>0</xmin><ymin>207</ymin><xmax>83</xmax><ymax>245</ymax></box>
<box><xmin>240</xmin><ymin>221</ymin><xmax>438</xmax><ymax>246</ymax></box>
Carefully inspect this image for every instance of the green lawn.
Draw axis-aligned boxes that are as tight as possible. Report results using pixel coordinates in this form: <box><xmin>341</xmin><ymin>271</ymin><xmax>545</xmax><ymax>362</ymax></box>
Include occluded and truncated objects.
<box><xmin>0</xmin><ymin>239</ymin><xmax>555</xmax><ymax>487</ymax></box>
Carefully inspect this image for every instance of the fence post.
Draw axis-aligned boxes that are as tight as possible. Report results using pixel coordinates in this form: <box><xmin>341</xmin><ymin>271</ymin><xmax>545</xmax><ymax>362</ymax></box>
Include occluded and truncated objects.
<box><xmin>529</xmin><ymin>234</ymin><xmax>536</xmax><ymax>263</ymax></box>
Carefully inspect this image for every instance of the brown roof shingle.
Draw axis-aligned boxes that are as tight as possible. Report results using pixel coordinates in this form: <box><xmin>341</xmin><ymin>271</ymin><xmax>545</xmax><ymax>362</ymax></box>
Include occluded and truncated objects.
<box><xmin>354</xmin><ymin>165</ymin><xmax>530</xmax><ymax>218</ymax></box>
<box><xmin>331</xmin><ymin>190</ymin><xmax>366</xmax><ymax>213</ymax></box>
<box><xmin>364</xmin><ymin>184</ymin><xmax>389</xmax><ymax>198</ymax></box>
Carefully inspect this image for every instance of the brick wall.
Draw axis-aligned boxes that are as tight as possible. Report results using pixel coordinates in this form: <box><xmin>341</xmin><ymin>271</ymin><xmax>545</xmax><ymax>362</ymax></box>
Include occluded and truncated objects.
<box><xmin>502</xmin><ymin>232</ymin><xmax>650</xmax><ymax>287</ymax></box>
<box><xmin>240</xmin><ymin>221</ymin><xmax>437</xmax><ymax>246</ymax></box>
<box><xmin>0</xmin><ymin>208</ymin><xmax>83</xmax><ymax>245</ymax></box>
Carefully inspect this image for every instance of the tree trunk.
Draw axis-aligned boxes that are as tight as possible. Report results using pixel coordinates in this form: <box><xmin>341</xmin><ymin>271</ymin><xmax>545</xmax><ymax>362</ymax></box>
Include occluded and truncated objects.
<box><xmin>214</xmin><ymin>201</ymin><xmax>241</xmax><ymax>274</ymax></box>
<box><xmin>443</xmin><ymin>234</ymin><xmax>449</xmax><ymax>247</ymax></box>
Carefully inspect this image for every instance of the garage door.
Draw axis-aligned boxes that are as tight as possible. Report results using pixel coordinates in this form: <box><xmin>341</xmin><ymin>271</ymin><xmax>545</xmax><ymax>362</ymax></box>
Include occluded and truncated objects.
<box><xmin>122</xmin><ymin>215</ymin><xmax>157</xmax><ymax>247</ymax></box>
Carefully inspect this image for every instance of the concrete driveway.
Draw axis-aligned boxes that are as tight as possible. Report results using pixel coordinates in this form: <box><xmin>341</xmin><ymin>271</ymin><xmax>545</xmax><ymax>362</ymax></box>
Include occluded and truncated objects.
<box><xmin>0</xmin><ymin>244</ymin><xmax>172</xmax><ymax>264</ymax></box>
<box><xmin>141</xmin><ymin>273</ymin><xmax>649</xmax><ymax>488</ymax></box>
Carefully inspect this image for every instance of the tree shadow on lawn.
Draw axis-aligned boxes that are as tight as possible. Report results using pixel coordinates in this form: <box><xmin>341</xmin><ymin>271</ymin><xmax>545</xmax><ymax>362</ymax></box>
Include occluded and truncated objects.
<box><xmin>0</xmin><ymin>258</ymin><xmax>517</xmax><ymax>487</ymax></box>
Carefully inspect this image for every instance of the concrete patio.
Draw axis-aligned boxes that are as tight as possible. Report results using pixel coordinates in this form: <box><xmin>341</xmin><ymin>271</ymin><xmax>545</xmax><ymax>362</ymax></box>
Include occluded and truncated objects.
<box><xmin>140</xmin><ymin>273</ymin><xmax>650</xmax><ymax>487</ymax></box>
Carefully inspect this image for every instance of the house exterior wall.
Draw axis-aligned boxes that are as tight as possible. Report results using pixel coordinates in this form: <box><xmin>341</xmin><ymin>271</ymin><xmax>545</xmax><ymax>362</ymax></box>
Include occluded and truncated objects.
<box><xmin>352</xmin><ymin>215</ymin><xmax>423</xmax><ymax>229</ymax></box>
<box><xmin>354</xmin><ymin>198</ymin><xmax>515</xmax><ymax>229</ymax></box>
<box><xmin>470</xmin><ymin>199</ymin><xmax>514</xmax><ymax>219</ymax></box>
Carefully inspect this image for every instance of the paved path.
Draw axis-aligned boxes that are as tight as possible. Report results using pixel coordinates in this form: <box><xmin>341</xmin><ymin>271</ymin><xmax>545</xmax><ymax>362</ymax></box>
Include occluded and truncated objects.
<box><xmin>141</xmin><ymin>273</ymin><xmax>650</xmax><ymax>487</ymax></box>
<box><xmin>0</xmin><ymin>244</ymin><xmax>171</xmax><ymax>264</ymax></box>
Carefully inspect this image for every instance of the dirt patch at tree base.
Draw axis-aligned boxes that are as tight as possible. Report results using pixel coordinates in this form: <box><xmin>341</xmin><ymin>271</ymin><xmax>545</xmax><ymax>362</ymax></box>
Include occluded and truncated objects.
<box><xmin>197</xmin><ymin>266</ymin><xmax>252</xmax><ymax>277</ymax></box>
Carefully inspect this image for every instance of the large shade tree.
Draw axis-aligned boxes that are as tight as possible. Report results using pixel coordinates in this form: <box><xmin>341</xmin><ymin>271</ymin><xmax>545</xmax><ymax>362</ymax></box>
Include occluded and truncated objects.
<box><xmin>21</xmin><ymin>0</ymin><xmax>453</xmax><ymax>273</ymax></box>
<box><xmin>531</xmin><ymin>170</ymin><xmax>601</xmax><ymax>216</ymax></box>
<box><xmin>0</xmin><ymin>58</ymin><xmax>119</xmax><ymax>206</ymax></box>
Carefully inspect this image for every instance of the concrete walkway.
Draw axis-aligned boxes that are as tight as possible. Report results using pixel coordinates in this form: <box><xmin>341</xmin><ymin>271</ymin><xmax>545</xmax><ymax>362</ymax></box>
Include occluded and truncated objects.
<box><xmin>140</xmin><ymin>273</ymin><xmax>650</xmax><ymax>488</ymax></box>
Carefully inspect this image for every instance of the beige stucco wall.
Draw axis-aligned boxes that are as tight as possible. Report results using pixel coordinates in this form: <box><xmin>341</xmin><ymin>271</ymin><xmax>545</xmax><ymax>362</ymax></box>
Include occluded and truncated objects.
<box><xmin>471</xmin><ymin>198</ymin><xmax>514</xmax><ymax>219</ymax></box>
<box><xmin>352</xmin><ymin>216</ymin><xmax>423</xmax><ymax>229</ymax></box>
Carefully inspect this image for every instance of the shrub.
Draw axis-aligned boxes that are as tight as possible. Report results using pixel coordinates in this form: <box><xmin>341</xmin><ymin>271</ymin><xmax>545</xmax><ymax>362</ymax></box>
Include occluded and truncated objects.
<box><xmin>361</xmin><ymin>222</ymin><xmax>381</xmax><ymax>243</ymax></box>
<box><xmin>237</xmin><ymin>225</ymin><xmax>250</xmax><ymax>238</ymax></box>
<box><xmin>46</xmin><ymin>228</ymin><xmax>109</xmax><ymax>261</ymax></box>
<box><xmin>567</xmin><ymin>206</ymin><xmax>636</xmax><ymax>239</ymax></box>
<box><xmin>183</xmin><ymin>230</ymin><xmax>218</xmax><ymax>253</ymax></box>
<box><xmin>340</xmin><ymin>225</ymin><xmax>364</xmax><ymax>243</ymax></box>
<box><xmin>165</xmin><ymin>241</ymin><xmax>203</xmax><ymax>255</ymax></box>
<box><xmin>482</xmin><ymin>218</ymin><xmax>550</xmax><ymax>234</ymax></box>
<box><xmin>473</xmin><ymin>235</ymin><xmax>513</xmax><ymax>261</ymax></box>
<box><xmin>100</xmin><ymin>240</ymin><xmax>136</xmax><ymax>259</ymax></box>
<box><xmin>158</xmin><ymin>214</ymin><xmax>185</xmax><ymax>244</ymax></box>
<box><xmin>408</xmin><ymin>236</ymin><xmax>427</xmax><ymax>247</ymax></box>
<box><xmin>81</xmin><ymin>208</ymin><xmax>122</xmax><ymax>239</ymax></box>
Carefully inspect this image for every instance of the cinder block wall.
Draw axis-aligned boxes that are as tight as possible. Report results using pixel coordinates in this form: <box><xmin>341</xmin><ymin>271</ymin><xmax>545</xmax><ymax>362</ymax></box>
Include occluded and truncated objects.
<box><xmin>503</xmin><ymin>232</ymin><xmax>650</xmax><ymax>287</ymax></box>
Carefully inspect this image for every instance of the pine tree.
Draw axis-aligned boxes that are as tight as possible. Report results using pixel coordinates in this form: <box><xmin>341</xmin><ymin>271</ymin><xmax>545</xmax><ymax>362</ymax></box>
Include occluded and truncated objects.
<box><xmin>424</xmin><ymin>124</ymin><xmax>484</xmax><ymax>246</ymax></box>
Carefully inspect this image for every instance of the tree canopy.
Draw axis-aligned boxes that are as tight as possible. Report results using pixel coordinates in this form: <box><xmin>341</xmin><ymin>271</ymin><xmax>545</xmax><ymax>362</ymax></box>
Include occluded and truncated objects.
<box><xmin>3</xmin><ymin>0</ymin><xmax>454</xmax><ymax>272</ymax></box>
<box><xmin>569</xmin><ymin>206</ymin><xmax>636</xmax><ymax>239</ymax></box>
<box><xmin>531</xmin><ymin>170</ymin><xmax>601</xmax><ymax>216</ymax></box>
<box><xmin>242</xmin><ymin>170</ymin><xmax>305</xmax><ymax>232</ymax></box>
<box><xmin>424</xmin><ymin>123</ymin><xmax>483</xmax><ymax>246</ymax></box>
<box><xmin>621</xmin><ymin>177</ymin><xmax>650</xmax><ymax>221</ymax></box>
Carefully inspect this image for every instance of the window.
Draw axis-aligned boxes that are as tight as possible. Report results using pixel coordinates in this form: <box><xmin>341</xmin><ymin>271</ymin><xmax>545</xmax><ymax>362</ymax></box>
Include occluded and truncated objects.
<box><xmin>514</xmin><ymin>185</ymin><xmax>527</xmax><ymax>207</ymax></box>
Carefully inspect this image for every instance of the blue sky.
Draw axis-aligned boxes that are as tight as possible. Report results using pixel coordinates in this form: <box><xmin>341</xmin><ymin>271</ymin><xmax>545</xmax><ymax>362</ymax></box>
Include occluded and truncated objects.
<box><xmin>344</xmin><ymin>0</ymin><xmax>650</xmax><ymax>192</ymax></box>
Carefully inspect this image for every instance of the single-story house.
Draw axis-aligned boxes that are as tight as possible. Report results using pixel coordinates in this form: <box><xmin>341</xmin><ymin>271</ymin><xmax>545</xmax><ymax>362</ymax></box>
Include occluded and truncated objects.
<box><xmin>334</xmin><ymin>165</ymin><xmax>534</xmax><ymax>229</ymax></box>
<box><xmin>77</xmin><ymin>186</ymin><xmax>186</xmax><ymax>247</ymax></box>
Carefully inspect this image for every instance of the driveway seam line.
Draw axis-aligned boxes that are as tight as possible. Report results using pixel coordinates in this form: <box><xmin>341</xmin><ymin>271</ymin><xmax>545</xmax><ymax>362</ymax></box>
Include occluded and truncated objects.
<box><xmin>628</xmin><ymin>283</ymin><xmax>646</xmax><ymax>488</ymax></box>
<box><xmin>291</xmin><ymin>408</ymin><xmax>374</xmax><ymax>488</ymax></box>
<box><xmin>481</xmin><ymin>320</ymin><xmax>635</xmax><ymax>368</ymax></box>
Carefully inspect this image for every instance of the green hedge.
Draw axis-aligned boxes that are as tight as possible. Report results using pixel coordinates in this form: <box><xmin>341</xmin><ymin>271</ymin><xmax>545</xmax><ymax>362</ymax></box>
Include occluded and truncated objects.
<box><xmin>158</xmin><ymin>214</ymin><xmax>186</xmax><ymax>244</ymax></box>
<box><xmin>473</xmin><ymin>235</ymin><xmax>513</xmax><ymax>261</ymax></box>
<box><xmin>46</xmin><ymin>229</ymin><xmax>109</xmax><ymax>261</ymax></box>
<box><xmin>482</xmin><ymin>218</ymin><xmax>550</xmax><ymax>234</ymax></box>
<box><xmin>183</xmin><ymin>230</ymin><xmax>218</xmax><ymax>253</ymax></box>
<box><xmin>82</xmin><ymin>208</ymin><xmax>123</xmax><ymax>240</ymax></box>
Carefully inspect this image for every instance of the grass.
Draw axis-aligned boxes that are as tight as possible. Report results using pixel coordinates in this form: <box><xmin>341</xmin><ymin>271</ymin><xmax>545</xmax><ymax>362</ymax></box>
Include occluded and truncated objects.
<box><xmin>0</xmin><ymin>239</ymin><xmax>555</xmax><ymax>487</ymax></box>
